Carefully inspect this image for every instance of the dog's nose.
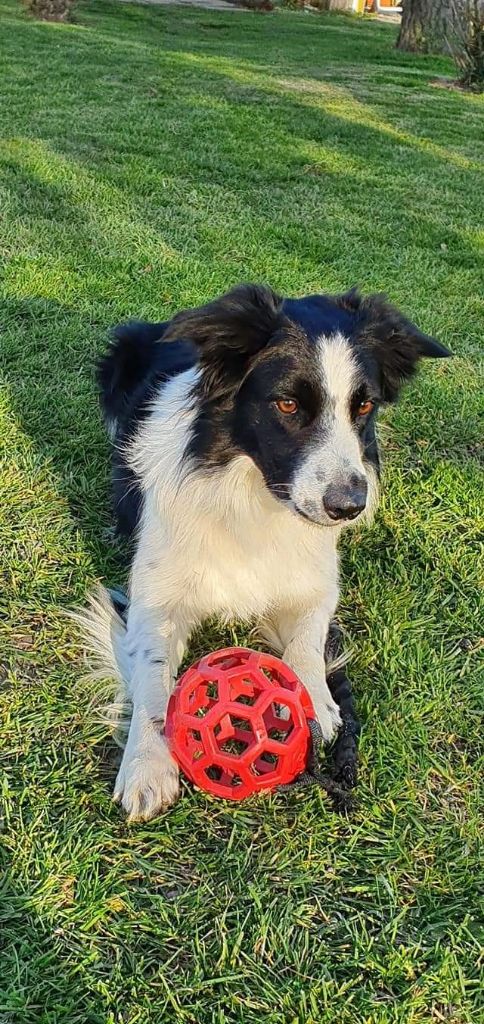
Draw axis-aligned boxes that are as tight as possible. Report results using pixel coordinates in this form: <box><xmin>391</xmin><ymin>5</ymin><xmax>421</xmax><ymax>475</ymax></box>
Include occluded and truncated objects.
<box><xmin>323</xmin><ymin>478</ymin><xmax>368</xmax><ymax>521</ymax></box>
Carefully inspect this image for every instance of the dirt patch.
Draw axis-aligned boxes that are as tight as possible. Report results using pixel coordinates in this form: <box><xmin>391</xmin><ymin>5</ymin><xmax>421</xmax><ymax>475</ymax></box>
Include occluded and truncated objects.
<box><xmin>430</xmin><ymin>76</ymin><xmax>473</xmax><ymax>93</ymax></box>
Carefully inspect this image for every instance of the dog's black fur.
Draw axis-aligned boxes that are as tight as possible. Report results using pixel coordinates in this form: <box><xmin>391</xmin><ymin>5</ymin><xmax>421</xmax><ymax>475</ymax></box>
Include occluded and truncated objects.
<box><xmin>99</xmin><ymin>286</ymin><xmax>449</xmax><ymax>540</ymax></box>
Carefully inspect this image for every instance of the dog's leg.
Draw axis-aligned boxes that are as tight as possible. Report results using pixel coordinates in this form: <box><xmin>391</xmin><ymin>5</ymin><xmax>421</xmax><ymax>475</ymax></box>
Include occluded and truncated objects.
<box><xmin>271</xmin><ymin>602</ymin><xmax>342</xmax><ymax>744</ymax></box>
<box><xmin>114</xmin><ymin>600</ymin><xmax>189</xmax><ymax>821</ymax></box>
<box><xmin>113</xmin><ymin>516</ymin><xmax>191</xmax><ymax>821</ymax></box>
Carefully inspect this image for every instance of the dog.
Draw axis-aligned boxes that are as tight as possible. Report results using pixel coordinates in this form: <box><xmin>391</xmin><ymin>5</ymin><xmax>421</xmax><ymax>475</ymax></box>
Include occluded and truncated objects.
<box><xmin>82</xmin><ymin>284</ymin><xmax>450</xmax><ymax>820</ymax></box>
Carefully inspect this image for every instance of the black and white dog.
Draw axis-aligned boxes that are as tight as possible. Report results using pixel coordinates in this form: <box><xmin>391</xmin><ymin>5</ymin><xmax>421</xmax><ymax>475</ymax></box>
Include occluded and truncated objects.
<box><xmin>83</xmin><ymin>285</ymin><xmax>450</xmax><ymax>820</ymax></box>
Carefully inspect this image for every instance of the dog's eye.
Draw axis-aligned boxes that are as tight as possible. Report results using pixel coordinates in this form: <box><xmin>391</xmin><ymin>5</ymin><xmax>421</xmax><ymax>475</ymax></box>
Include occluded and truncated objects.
<box><xmin>275</xmin><ymin>399</ymin><xmax>298</xmax><ymax>416</ymax></box>
<box><xmin>357</xmin><ymin>399</ymin><xmax>374</xmax><ymax>417</ymax></box>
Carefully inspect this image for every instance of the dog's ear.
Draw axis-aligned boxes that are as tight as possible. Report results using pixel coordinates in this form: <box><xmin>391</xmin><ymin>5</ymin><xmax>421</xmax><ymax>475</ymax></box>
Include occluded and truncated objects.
<box><xmin>347</xmin><ymin>292</ymin><xmax>452</xmax><ymax>402</ymax></box>
<box><xmin>164</xmin><ymin>284</ymin><xmax>283</xmax><ymax>394</ymax></box>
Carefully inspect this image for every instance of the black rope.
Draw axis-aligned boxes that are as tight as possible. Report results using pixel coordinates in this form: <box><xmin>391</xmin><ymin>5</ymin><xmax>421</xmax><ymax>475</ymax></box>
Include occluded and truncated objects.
<box><xmin>277</xmin><ymin>624</ymin><xmax>360</xmax><ymax>809</ymax></box>
<box><xmin>277</xmin><ymin>719</ymin><xmax>353</xmax><ymax>811</ymax></box>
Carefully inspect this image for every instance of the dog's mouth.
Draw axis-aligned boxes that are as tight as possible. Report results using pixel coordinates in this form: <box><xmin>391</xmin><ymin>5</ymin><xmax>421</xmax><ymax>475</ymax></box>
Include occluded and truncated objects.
<box><xmin>286</xmin><ymin>501</ymin><xmax>340</xmax><ymax>528</ymax></box>
<box><xmin>293</xmin><ymin>503</ymin><xmax>325</xmax><ymax>526</ymax></box>
<box><xmin>293</xmin><ymin>502</ymin><xmax>366</xmax><ymax>528</ymax></box>
<box><xmin>293</xmin><ymin>504</ymin><xmax>344</xmax><ymax>528</ymax></box>
<box><xmin>269</xmin><ymin>486</ymin><xmax>364</xmax><ymax>527</ymax></box>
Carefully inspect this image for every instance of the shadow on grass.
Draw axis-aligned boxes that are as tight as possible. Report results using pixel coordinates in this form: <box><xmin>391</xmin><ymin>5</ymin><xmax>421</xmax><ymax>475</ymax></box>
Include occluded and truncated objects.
<box><xmin>0</xmin><ymin>291</ymin><xmax>126</xmax><ymax>583</ymax></box>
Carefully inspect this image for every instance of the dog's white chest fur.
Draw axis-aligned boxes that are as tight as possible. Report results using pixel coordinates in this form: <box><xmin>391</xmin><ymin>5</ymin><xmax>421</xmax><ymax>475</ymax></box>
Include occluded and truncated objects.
<box><xmin>127</xmin><ymin>370</ymin><xmax>338</xmax><ymax>624</ymax></box>
<box><xmin>139</xmin><ymin>457</ymin><xmax>338</xmax><ymax>624</ymax></box>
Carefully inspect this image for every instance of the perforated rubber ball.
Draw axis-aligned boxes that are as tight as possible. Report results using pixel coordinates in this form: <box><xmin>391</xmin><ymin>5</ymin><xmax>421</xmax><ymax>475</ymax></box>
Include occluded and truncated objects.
<box><xmin>165</xmin><ymin>647</ymin><xmax>315</xmax><ymax>800</ymax></box>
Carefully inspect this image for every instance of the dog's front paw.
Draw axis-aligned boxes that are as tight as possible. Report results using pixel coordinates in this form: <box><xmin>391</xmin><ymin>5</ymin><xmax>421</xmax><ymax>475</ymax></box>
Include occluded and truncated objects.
<box><xmin>313</xmin><ymin>696</ymin><xmax>342</xmax><ymax>744</ymax></box>
<box><xmin>114</xmin><ymin>731</ymin><xmax>180</xmax><ymax>821</ymax></box>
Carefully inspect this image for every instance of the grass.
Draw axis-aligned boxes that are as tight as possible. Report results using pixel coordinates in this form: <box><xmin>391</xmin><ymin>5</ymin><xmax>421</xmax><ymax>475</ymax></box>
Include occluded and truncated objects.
<box><xmin>0</xmin><ymin>1</ymin><xmax>483</xmax><ymax>1021</ymax></box>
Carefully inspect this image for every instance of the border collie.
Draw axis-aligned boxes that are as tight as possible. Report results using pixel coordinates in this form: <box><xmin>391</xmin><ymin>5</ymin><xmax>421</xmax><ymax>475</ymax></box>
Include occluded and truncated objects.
<box><xmin>82</xmin><ymin>285</ymin><xmax>450</xmax><ymax>820</ymax></box>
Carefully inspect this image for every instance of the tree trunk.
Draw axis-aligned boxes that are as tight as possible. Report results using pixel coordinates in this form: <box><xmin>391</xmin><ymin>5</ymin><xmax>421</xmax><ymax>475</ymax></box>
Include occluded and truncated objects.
<box><xmin>25</xmin><ymin>0</ymin><xmax>74</xmax><ymax>20</ymax></box>
<box><xmin>452</xmin><ymin>1</ymin><xmax>484</xmax><ymax>89</ymax></box>
<box><xmin>396</xmin><ymin>0</ymin><xmax>462</xmax><ymax>53</ymax></box>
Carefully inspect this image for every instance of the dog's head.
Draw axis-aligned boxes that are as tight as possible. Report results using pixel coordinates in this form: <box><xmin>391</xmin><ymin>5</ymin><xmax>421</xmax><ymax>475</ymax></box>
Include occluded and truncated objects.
<box><xmin>164</xmin><ymin>285</ymin><xmax>451</xmax><ymax>527</ymax></box>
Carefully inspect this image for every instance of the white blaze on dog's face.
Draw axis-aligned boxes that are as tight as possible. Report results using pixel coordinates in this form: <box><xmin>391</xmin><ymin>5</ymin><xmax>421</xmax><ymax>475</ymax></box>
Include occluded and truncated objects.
<box><xmin>154</xmin><ymin>285</ymin><xmax>451</xmax><ymax>531</ymax></box>
<box><xmin>290</xmin><ymin>334</ymin><xmax>370</xmax><ymax>526</ymax></box>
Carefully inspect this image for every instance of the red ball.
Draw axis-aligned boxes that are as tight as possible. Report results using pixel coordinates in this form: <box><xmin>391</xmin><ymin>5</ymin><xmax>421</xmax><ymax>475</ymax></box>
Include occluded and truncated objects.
<box><xmin>165</xmin><ymin>647</ymin><xmax>315</xmax><ymax>800</ymax></box>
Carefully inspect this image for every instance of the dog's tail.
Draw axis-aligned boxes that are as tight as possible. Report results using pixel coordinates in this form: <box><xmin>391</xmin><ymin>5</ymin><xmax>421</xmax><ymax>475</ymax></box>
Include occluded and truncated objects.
<box><xmin>70</xmin><ymin>586</ymin><xmax>132</xmax><ymax>743</ymax></box>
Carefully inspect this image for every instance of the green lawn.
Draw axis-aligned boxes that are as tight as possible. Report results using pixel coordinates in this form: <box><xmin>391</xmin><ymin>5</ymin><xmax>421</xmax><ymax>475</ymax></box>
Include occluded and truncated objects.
<box><xmin>1</xmin><ymin>1</ymin><xmax>483</xmax><ymax>1021</ymax></box>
